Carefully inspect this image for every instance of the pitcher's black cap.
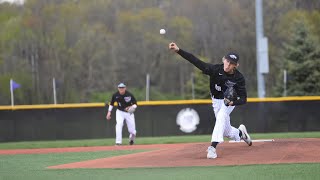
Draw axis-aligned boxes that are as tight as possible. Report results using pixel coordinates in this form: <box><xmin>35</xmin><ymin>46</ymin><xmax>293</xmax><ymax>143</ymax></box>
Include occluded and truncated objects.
<box><xmin>224</xmin><ymin>53</ymin><xmax>239</xmax><ymax>64</ymax></box>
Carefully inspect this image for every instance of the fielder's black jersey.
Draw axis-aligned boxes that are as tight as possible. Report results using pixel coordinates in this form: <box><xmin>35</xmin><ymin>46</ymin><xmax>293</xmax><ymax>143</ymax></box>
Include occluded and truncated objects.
<box><xmin>177</xmin><ymin>49</ymin><xmax>247</xmax><ymax>105</ymax></box>
<box><xmin>109</xmin><ymin>91</ymin><xmax>137</xmax><ymax>111</ymax></box>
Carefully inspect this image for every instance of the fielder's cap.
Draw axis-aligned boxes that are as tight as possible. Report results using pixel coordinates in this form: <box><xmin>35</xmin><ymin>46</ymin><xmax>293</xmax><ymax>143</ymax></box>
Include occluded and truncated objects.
<box><xmin>224</xmin><ymin>53</ymin><xmax>239</xmax><ymax>64</ymax></box>
<box><xmin>117</xmin><ymin>83</ymin><xmax>126</xmax><ymax>88</ymax></box>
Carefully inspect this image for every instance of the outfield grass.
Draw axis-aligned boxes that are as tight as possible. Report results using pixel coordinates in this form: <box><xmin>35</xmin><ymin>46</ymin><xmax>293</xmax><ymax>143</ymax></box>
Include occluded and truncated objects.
<box><xmin>0</xmin><ymin>131</ymin><xmax>320</xmax><ymax>149</ymax></box>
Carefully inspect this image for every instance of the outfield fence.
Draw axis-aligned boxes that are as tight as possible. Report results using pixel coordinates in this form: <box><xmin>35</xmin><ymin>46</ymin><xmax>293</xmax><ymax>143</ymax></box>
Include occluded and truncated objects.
<box><xmin>0</xmin><ymin>97</ymin><xmax>320</xmax><ymax>142</ymax></box>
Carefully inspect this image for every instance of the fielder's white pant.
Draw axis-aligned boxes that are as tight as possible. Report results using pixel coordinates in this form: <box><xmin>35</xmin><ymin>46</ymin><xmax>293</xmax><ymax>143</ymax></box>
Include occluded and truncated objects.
<box><xmin>116</xmin><ymin>109</ymin><xmax>137</xmax><ymax>144</ymax></box>
<box><xmin>211</xmin><ymin>97</ymin><xmax>241</xmax><ymax>143</ymax></box>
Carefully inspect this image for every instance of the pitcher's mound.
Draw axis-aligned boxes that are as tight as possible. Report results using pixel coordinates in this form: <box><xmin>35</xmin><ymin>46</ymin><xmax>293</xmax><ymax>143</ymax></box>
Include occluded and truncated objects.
<box><xmin>48</xmin><ymin>138</ymin><xmax>320</xmax><ymax>169</ymax></box>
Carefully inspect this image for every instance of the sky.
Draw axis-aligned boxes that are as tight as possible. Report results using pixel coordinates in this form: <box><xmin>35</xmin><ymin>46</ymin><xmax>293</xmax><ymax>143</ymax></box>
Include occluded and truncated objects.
<box><xmin>0</xmin><ymin>0</ymin><xmax>24</xmax><ymax>5</ymax></box>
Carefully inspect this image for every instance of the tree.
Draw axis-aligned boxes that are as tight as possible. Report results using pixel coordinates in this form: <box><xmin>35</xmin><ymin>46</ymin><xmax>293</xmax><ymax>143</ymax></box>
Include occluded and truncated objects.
<box><xmin>280</xmin><ymin>19</ymin><xmax>320</xmax><ymax>96</ymax></box>
<box><xmin>1</xmin><ymin>1</ymin><xmax>320</xmax><ymax>104</ymax></box>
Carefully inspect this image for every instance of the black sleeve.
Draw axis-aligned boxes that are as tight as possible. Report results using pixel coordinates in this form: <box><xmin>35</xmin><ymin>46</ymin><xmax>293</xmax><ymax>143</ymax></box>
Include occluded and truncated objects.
<box><xmin>177</xmin><ymin>49</ymin><xmax>215</xmax><ymax>75</ymax></box>
<box><xmin>109</xmin><ymin>93</ymin><xmax>116</xmax><ymax>106</ymax></box>
<box><xmin>233</xmin><ymin>76</ymin><xmax>247</xmax><ymax>106</ymax></box>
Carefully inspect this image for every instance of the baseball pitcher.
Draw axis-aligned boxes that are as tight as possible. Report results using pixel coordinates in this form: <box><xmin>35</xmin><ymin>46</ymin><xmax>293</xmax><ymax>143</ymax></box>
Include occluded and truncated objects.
<box><xmin>106</xmin><ymin>83</ymin><xmax>137</xmax><ymax>145</ymax></box>
<box><xmin>169</xmin><ymin>42</ymin><xmax>252</xmax><ymax>159</ymax></box>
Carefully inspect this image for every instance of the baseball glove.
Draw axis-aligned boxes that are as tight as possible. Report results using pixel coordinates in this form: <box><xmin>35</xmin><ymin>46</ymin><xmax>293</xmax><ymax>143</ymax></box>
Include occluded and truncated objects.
<box><xmin>224</xmin><ymin>81</ymin><xmax>237</xmax><ymax>106</ymax></box>
<box><xmin>126</xmin><ymin>106</ymin><xmax>136</xmax><ymax>114</ymax></box>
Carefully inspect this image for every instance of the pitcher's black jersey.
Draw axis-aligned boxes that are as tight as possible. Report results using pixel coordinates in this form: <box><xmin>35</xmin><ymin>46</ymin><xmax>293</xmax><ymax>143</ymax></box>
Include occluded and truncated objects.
<box><xmin>109</xmin><ymin>91</ymin><xmax>137</xmax><ymax>111</ymax></box>
<box><xmin>177</xmin><ymin>49</ymin><xmax>247</xmax><ymax>105</ymax></box>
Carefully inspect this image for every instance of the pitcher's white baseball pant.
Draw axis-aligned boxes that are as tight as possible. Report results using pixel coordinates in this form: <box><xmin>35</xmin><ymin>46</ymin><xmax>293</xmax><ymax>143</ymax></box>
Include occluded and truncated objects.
<box><xmin>211</xmin><ymin>98</ymin><xmax>241</xmax><ymax>143</ymax></box>
<box><xmin>115</xmin><ymin>109</ymin><xmax>137</xmax><ymax>144</ymax></box>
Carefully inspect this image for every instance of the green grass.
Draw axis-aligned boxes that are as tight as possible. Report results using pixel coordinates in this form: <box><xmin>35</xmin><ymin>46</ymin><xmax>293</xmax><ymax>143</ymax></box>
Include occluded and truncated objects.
<box><xmin>0</xmin><ymin>151</ymin><xmax>319</xmax><ymax>180</ymax></box>
<box><xmin>0</xmin><ymin>150</ymin><xmax>144</xmax><ymax>180</ymax></box>
<box><xmin>1</xmin><ymin>131</ymin><xmax>320</xmax><ymax>149</ymax></box>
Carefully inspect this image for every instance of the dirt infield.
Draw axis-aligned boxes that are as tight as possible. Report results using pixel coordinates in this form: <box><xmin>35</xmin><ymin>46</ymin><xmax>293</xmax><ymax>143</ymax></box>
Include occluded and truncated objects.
<box><xmin>0</xmin><ymin>143</ymin><xmax>179</xmax><ymax>155</ymax></box>
<box><xmin>1</xmin><ymin>138</ymin><xmax>320</xmax><ymax>169</ymax></box>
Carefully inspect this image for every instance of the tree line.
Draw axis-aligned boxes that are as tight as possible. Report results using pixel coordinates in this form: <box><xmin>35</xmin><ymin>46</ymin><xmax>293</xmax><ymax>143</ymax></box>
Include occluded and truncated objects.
<box><xmin>0</xmin><ymin>0</ymin><xmax>319</xmax><ymax>105</ymax></box>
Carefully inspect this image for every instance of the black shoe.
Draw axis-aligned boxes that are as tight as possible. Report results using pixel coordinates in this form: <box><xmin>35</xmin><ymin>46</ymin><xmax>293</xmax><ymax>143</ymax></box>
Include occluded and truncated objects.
<box><xmin>115</xmin><ymin>143</ymin><xmax>121</xmax><ymax>146</ymax></box>
<box><xmin>129</xmin><ymin>140</ymin><xmax>134</xmax><ymax>145</ymax></box>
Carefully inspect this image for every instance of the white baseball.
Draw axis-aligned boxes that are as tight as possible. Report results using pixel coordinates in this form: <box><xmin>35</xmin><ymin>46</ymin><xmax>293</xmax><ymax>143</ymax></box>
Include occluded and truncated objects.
<box><xmin>160</xmin><ymin>29</ymin><xmax>166</xmax><ymax>34</ymax></box>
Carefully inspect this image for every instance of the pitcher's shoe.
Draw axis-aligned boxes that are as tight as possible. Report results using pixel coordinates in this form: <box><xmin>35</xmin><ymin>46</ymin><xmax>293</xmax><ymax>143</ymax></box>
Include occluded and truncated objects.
<box><xmin>238</xmin><ymin>124</ymin><xmax>252</xmax><ymax>146</ymax></box>
<box><xmin>206</xmin><ymin>146</ymin><xmax>217</xmax><ymax>159</ymax></box>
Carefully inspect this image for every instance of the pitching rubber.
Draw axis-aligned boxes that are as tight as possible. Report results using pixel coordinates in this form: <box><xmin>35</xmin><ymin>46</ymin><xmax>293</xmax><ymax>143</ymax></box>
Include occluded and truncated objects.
<box><xmin>229</xmin><ymin>139</ymin><xmax>275</xmax><ymax>143</ymax></box>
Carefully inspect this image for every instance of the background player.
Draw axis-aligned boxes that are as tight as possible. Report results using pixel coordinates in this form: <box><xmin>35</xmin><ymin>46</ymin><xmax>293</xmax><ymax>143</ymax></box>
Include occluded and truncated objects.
<box><xmin>169</xmin><ymin>42</ymin><xmax>252</xmax><ymax>159</ymax></box>
<box><xmin>106</xmin><ymin>83</ymin><xmax>138</xmax><ymax>145</ymax></box>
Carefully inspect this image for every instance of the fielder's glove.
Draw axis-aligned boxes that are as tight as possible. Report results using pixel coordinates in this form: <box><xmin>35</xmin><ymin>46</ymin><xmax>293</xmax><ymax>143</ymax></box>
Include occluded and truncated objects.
<box><xmin>224</xmin><ymin>81</ymin><xmax>237</xmax><ymax>106</ymax></box>
<box><xmin>126</xmin><ymin>105</ymin><xmax>137</xmax><ymax>114</ymax></box>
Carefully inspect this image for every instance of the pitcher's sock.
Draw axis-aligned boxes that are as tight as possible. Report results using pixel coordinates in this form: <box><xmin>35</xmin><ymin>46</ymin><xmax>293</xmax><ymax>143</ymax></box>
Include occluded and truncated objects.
<box><xmin>211</xmin><ymin>142</ymin><xmax>218</xmax><ymax>148</ymax></box>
